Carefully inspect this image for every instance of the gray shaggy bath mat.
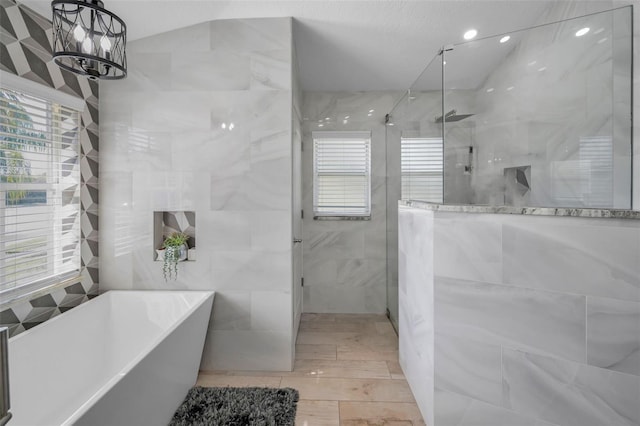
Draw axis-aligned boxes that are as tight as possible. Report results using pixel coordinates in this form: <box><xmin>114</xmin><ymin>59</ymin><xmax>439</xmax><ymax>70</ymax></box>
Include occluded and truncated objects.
<box><xmin>169</xmin><ymin>386</ymin><xmax>299</xmax><ymax>426</ymax></box>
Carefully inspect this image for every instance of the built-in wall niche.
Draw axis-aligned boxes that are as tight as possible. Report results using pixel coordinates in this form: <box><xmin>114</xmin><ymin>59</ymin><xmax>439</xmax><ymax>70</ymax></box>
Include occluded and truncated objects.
<box><xmin>153</xmin><ymin>211</ymin><xmax>196</xmax><ymax>261</ymax></box>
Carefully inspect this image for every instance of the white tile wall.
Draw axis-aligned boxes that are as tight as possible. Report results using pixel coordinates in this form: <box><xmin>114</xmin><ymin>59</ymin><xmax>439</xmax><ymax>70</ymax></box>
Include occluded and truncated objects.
<box><xmin>399</xmin><ymin>205</ymin><xmax>640</xmax><ymax>426</ymax></box>
<box><xmin>398</xmin><ymin>206</ymin><xmax>435</xmax><ymax>426</ymax></box>
<box><xmin>99</xmin><ymin>18</ymin><xmax>296</xmax><ymax>371</ymax></box>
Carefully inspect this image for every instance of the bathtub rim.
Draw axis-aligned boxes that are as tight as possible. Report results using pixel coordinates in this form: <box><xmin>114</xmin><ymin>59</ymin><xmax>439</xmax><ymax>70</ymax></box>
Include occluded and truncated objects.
<box><xmin>9</xmin><ymin>290</ymin><xmax>215</xmax><ymax>425</ymax></box>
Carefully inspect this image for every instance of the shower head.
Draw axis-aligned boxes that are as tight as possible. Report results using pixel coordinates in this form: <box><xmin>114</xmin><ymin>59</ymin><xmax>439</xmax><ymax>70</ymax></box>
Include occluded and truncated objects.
<box><xmin>435</xmin><ymin>109</ymin><xmax>475</xmax><ymax>123</ymax></box>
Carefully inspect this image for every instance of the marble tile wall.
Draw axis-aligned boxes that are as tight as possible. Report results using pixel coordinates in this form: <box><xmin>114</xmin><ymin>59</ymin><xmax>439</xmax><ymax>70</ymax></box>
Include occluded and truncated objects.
<box><xmin>398</xmin><ymin>206</ymin><xmax>435</xmax><ymax>426</ymax></box>
<box><xmin>399</xmin><ymin>205</ymin><xmax>640</xmax><ymax>426</ymax></box>
<box><xmin>99</xmin><ymin>18</ymin><xmax>296</xmax><ymax>371</ymax></box>
<box><xmin>301</xmin><ymin>92</ymin><xmax>401</xmax><ymax>313</ymax></box>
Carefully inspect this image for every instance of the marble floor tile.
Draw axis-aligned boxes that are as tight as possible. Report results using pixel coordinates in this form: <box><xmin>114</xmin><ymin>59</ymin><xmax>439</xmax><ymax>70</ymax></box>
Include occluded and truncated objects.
<box><xmin>296</xmin><ymin>400</ymin><xmax>340</xmax><ymax>426</ymax></box>
<box><xmin>296</xmin><ymin>344</ymin><xmax>337</xmax><ymax>360</ymax></box>
<box><xmin>340</xmin><ymin>401</ymin><xmax>426</xmax><ymax>425</ymax></box>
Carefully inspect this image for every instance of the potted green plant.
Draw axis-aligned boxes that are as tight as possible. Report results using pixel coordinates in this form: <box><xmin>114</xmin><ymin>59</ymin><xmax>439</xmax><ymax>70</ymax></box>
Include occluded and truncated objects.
<box><xmin>159</xmin><ymin>232</ymin><xmax>189</xmax><ymax>281</ymax></box>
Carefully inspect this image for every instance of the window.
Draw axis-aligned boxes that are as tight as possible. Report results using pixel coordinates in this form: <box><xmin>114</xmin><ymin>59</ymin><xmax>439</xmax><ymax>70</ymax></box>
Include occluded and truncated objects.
<box><xmin>401</xmin><ymin>137</ymin><xmax>443</xmax><ymax>202</ymax></box>
<box><xmin>0</xmin><ymin>83</ymin><xmax>82</xmax><ymax>301</ymax></box>
<box><xmin>313</xmin><ymin>131</ymin><xmax>371</xmax><ymax>218</ymax></box>
<box><xmin>551</xmin><ymin>136</ymin><xmax>613</xmax><ymax>207</ymax></box>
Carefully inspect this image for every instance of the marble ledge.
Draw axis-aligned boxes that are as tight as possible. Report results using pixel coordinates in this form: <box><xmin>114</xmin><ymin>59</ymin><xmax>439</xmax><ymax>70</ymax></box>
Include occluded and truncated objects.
<box><xmin>399</xmin><ymin>200</ymin><xmax>640</xmax><ymax>220</ymax></box>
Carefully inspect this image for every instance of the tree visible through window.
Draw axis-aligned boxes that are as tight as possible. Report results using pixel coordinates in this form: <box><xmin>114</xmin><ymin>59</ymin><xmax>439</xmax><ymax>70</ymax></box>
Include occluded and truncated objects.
<box><xmin>0</xmin><ymin>87</ymin><xmax>81</xmax><ymax>297</ymax></box>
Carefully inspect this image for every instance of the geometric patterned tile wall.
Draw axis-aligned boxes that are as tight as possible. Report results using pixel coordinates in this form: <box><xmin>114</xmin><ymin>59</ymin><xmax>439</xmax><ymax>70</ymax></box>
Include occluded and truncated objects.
<box><xmin>0</xmin><ymin>0</ymin><xmax>99</xmax><ymax>337</ymax></box>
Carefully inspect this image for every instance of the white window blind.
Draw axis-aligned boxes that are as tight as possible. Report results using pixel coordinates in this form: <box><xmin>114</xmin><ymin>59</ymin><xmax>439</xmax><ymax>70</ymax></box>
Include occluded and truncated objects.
<box><xmin>401</xmin><ymin>137</ymin><xmax>443</xmax><ymax>202</ymax></box>
<box><xmin>0</xmin><ymin>87</ymin><xmax>81</xmax><ymax>298</ymax></box>
<box><xmin>313</xmin><ymin>131</ymin><xmax>371</xmax><ymax>217</ymax></box>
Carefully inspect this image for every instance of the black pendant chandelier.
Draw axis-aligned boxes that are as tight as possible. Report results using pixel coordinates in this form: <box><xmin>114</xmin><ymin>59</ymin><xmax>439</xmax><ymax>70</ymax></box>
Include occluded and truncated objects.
<box><xmin>51</xmin><ymin>0</ymin><xmax>127</xmax><ymax>80</ymax></box>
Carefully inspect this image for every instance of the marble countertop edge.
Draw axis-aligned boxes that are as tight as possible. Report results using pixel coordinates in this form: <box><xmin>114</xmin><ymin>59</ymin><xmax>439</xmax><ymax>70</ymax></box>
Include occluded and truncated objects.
<box><xmin>399</xmin><ymin>200</ymin><xmax>640</xmax><ymax>220</ymax></box>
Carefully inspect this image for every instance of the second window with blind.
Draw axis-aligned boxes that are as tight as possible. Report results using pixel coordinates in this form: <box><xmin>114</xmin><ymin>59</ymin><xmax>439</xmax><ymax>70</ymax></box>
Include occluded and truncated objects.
<box><xmin>313</xmin><ymin>131</ymin><xmax>371</xmax><ymax>219</ymax></box>
<box><xmin>401</xmin><ymin>137</ymin><xmax>443</xmax><ymax>203</ymax></box>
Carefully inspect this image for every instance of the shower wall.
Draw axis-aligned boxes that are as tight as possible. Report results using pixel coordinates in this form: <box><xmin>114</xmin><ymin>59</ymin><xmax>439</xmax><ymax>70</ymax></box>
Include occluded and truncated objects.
<box><xmin>302</xmin><ymin>92</ymin><xmax>398</xmax><ymax>313</ymax></box>
<box><xmin>100</xmin><ymin>18</ymin><xmax>297</xmax><ymax>371</ymax></box>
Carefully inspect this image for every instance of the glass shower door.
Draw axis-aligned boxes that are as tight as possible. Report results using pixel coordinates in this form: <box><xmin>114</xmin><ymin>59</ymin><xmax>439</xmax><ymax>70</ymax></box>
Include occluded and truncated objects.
<box><xmin>385</xmin><ymin>54</ymin><xmax>444</xmax><ymax>332</ymax></box>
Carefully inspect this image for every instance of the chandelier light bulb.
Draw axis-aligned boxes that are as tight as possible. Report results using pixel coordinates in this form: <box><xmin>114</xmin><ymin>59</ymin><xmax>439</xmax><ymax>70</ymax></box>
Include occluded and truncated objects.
<box><xmin>73</xmin><ymin>24</ymin><xmax>85</xmax><ymax>42</ymax></box>
<box><xmin>82</xmin><ymin>38</ymin><xmax>93</xmax><ymax>54</ymax></box>
<box><xmin>100</xmin><ymin>36</ymin><xmax>112</xmax><ymax>52</ymax></box>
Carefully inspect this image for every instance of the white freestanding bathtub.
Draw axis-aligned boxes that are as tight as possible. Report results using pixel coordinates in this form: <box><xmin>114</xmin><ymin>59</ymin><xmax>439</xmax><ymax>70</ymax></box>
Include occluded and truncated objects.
<box><xmin>7</xmin><ymin>290</ymin><xmax>214</xmax><ymax>426</ymax></box>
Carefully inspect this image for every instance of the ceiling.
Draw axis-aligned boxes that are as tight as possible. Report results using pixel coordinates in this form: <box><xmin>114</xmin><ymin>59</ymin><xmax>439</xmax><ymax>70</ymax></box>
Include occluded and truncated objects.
<box><xmin>20</xmin><ymin>0</ymin><xmax>583</xmax><ymax>91</ymax></box>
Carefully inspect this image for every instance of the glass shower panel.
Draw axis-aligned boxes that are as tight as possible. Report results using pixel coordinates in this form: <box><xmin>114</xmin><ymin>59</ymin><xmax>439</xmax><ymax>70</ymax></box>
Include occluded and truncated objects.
<box><xmin>385</xmin><ymin>55</ymin><xmax>443</xmax><ymax>331</ymax></box>
<box><xmin>442</xmin><ymin>6</ymin><xmax>633</xmax><ymax>208</ymax></box>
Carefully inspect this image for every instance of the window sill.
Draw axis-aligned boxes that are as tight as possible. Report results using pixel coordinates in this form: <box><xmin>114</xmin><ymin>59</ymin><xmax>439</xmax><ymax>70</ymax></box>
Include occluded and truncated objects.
<box><xmin>313</xmin><ymin>215</ymin><xmax>371</xmax><ymax>221</ymax></box>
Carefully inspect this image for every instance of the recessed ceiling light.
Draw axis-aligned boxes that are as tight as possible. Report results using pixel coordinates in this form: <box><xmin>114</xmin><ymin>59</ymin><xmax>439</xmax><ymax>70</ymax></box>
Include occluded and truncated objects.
<box><xmin>499</xmin><ymin>35</ymin><xmax>510</xmax><ymax>43</ymax></box>
<box><xmin>575</xmin><ymin>27</ymin><xmax>590</xmax><ymax>37</ymax></box>
<box><xmin>344</xmin><ymin>115</ymin><xmax>350</xmax><ymax>119</ymax></box>
<box><xmin>463</xmin><ymin>29</ymin><xmax>478</xmax><ymax>40</ymax></box>
<box><xmin>486</xmin><ymin>88</ymin><xmax>494</xmax><ymax>93</ymax></box>
<box><xmin>538</xmin><ymin>67</ymin><xmax>547</xmax><ymax>72</ymax></box>
<box><xmin>369</xmin><ymin>109</ymin><xmax>375</xmax><ymax>113</ymax></box>
<box><xmin>318</xmin><ymin>123</ymin><xmax>324</xmax><ymax>127</ymax></box>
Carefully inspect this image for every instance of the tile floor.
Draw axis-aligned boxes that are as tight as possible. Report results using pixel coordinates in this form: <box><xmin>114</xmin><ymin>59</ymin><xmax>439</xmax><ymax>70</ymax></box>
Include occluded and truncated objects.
<box><xmin>197</xmin><ymin>313</ymin><xmax>426</xmax><ymax>425</ymax></box>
